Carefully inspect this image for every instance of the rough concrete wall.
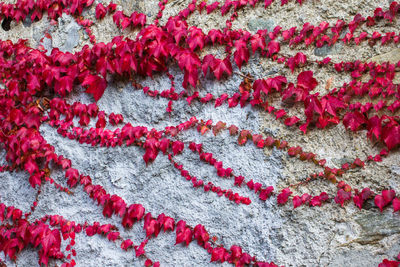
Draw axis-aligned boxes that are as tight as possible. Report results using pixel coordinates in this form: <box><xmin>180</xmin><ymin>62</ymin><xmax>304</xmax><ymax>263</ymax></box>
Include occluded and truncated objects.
<box><xmin>0</xmin><ymin>0</ymin><xmax>400</xmax><ymax>266</ymax></box>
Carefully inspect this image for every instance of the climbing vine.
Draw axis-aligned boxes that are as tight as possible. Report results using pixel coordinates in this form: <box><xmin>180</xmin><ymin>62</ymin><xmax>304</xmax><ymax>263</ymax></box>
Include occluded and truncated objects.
<box><xmin>0</xmin><ymin>0</ymin><xmax>400</xmax><ymax>266</ymax></box>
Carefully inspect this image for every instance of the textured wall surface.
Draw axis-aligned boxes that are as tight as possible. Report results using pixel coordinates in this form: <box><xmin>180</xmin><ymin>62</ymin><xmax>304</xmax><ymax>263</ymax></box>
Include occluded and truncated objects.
<box><xmin>1</xmin><ymin>0</ymin><xmax>400</xmax><ymax>266</ymax></box>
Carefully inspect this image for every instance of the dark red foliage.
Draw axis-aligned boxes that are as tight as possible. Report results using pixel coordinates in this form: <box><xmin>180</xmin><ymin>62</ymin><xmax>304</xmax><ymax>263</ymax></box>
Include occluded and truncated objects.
<box><xmin>1</xmin><ymin>0</ymin><xmax>400</xmax><ymax>266</ymax></box>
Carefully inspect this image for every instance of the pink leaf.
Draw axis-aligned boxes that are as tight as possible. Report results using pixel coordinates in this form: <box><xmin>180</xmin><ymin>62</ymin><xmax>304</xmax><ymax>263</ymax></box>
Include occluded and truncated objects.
<box><xmin>284</xmin><ymin>116</ymin><xmax>300</xmax><ymax>126</ymax></box>
<box><xmin>375</xmin><ymin>195</ymin><xmax>386</xmax><ymax>212</ymax></box>
<box><xmin>259</xmin><ymin>186</ymin><xmax>274</xmax><ymax>201</ymax></box>
<box><xmin>382</xmin><ymin>189</ymin><xmax>396</xmax><ymax>204</ymax></box>
<box><xmin>292</xmin><ymin>196</ymin><xmax>302</xmax><ymax>208</ymax></box>
<box><xmin>121</xmin><ymin>239</ymin><xmax>133</xmax><ymax>250</ymax></box>
<box><xmin>297</xmin><ymin>71</ymin><xmax>318</xmax><ymax>91</ymax></box>
<box><xmin>95</xmin><ymin>3</ymin><xmax>107</xmax><ymax>19</ymax></box>
<box><xmin>82</xmin><ymin>75</ymin><xmax>107</xmax><ymax>102</ymax></box>
<box><xmin>393</xmin><ymin>198</ymin><xmax>400</xmax><ymax>212</ymax></box>
<box><xmin>277</xmin><ymin>188</ymin><xmax>292</xmax><ymax>205</ymax></box>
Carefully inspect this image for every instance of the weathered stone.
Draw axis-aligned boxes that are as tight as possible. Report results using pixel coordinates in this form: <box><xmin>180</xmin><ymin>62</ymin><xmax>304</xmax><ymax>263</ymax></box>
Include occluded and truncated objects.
<box><xmin>63</xmin><ymin>22</ymin><xmax>80</xmax><ymax>51</ymax></box>
<box><xmin>323</xmin><ymin>250</ymin><xmax>382</xmax><ymax>267</ymax></box>
<box><xmin>52</xmin><ymin>14</ymin><xmax>80</xmax><ymax>52</ymax></box>
<box><xmin>368</xmin><ymin>48</ymin><xmax>400</xmax><ymax>64</ymax></box>
<box><xmin>355</xmin><ymin>211</ymin><xmax>400</xmax><ymax>244</ymax></box>
<box><xmin>314</xmin><ymin>44</ymin><xmax>332</xmax><ymax>57</ymax></box>
<box><xmin>314</xmin><ymin>43</ymin><xmax>343</xmax><ymax>57</ymax></box>
<box><xmin>22</xmin><ymin>17</ymin><xmax>32</xmax><ymax>28</ymax></box>
<box><xmin>332</xmin><ymin>157</ymin><xmax>353</xmax><ymax>167</ymax></box>
<box><xmin>263</xmin><ymin>127</ymin><xmax>278</xmax><ymax>137</ymax></box>
<box><xmin>392</xmin><ymin>166</ymin><xmax>400</xmax><ymax>176</ymax></box>
<box><xmin>265</xmin><ymin>66</ymin><xmax>280</xmax><ymax>76</ymax></box>
<box><xmin>32</xmin><ymin>23</ymin><xmax>46</xmax><ymax>45</ymax></box>
<box><xmin>42</xmin><ymin>35</ymin><xmax>53</xmax><ymax>55</ymax></box>
<box><xmin>247</xmin><ymin>18</ymin><xmax>275</xmax><ymax>32</ymax></box>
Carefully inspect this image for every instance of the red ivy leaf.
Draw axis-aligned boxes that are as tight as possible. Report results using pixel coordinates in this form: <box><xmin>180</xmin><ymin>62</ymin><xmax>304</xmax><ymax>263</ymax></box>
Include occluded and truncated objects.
<box><xmin>238</xmin><ymin>130</ymin><xmax>250</xmax><ymax>145</ymax></box>
<box><xmin>211</xmin><ymin>247</ymin><xmax>226</xmax><ymax>263</ymax></box>
<box><xmin>292</xmin><ymin>195</ymin><xmax>302</xmax><ymax>208</ymax></box>
<box><xmin>382</xmin><ymin>124</ymin><xmax>400</xmax><ymax>151</ymax></box>
<box><xmin>266</xmin><ymin>41</ymin><xmax>280</xmax><ymax>57</ymax></box>
<box><xmin>343</xmin><ymin>111</ymin><xmax>367</xmax><ymax>131</ymax></box>
<box><xmin>193</xmin><ymin>224</ymin><xmax>209</xmax><ymax>245</ymax></box>
<box><xmin>188</xmin><ymin>27</ymin><xmax>205</xmax><ymax>51</ymax></box>
<box><xmin>378</xmin><ymin>259</ymin><xmax>400</xmax><ymax>267</ymax></box>
<box><xmin>250</xmin><ymin>33</ymin><xmax>266</xmax><ymax>53</ymax></box>
<box><xmin>253</xmin><ymin>79</ymin><xmax>269</xmax><ymax>98</ymax></box>
<box><xmin>334</xmin><ymin>189</ymin><xmax>352</xmax><ymax>207</ymax></box>
<box><xmin>259</xmin><ymin>186</ymin><xmax>274</xmax><ymax>201</ymax></box>
<box><xmin>297</xmin><ymin>71</ymin><xmax>318</xmax><ymax>91</ymax></box>
<box><xmin>382</xmin><ymin>189</ymin><xmax>396</xmax><ymax>204</ymax></box>
<box><xmin>212</xmin><ymin>58</ymin><xmax>232</xmax><ymax>80</ymax></box>
<box><xmin>230</xmin><ymin>245</ymin><xmax>242</xmax><ymax>261</ymax></box>
<box><xmin>277</xmin><ymin>188</ymin><xmax>292</xmax><ymax>205</ymax></box>
<box><xmin>134</xmin><ymin>239</ymin><xmax>148</xmax><ymax>257</ymax></box>
<box><xmin>206</xmin><ymin>2</ymin><xmax>220</xmax><ymax>14</ymax></box>
<box><xmin>95</xmin><ymin>3</ymin><xmax>107</xmax><ymax>19</ymax></box>
<box><xmin>172</xmin><ymin>141</ymin><xmax>184</xmax><ymax>155</ymax></box>
<box><xmin>393</xmin><ymin>198</ymin><xmax>400</xmax><ymax>212</ymax></box>
<box><xmin>107</xmin><ymin>231</ymin><xmax>120</xmax><ymax>241</ymax></box>
<box><xmin>234</xmin><ymin>39</ymin><xmax>250</xmax><ymax>69</ymax></box>
<box><xmin>284</xmin><ymin>116</ymin><xmax>300</xmax><ymax>126</ymax></box>
<box><xmin>82</xmin><ymin>75</ymin><xmax>107</xmax><ymax>102</ymax></box>
<box><xmin>175</xmin><ymin>227</ymin><xmax>192</xmax><ymax>246</ymax></box>
<box><xmin>29</xmin><ymin>173</ymin><xmax>42</xmax><ymax>188</ymax></box>
<box><xmin>375</xmin><ymin>195</ymin><xmax>386</xmax><ymax>212</ymax></box>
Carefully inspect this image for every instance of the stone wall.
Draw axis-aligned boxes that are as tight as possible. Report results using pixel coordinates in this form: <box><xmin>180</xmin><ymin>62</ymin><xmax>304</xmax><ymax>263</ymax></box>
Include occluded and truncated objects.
<box><xmin>1</xmin><ymin>0</ymin><xmax>400</xmax><ymax>266</ymax></box>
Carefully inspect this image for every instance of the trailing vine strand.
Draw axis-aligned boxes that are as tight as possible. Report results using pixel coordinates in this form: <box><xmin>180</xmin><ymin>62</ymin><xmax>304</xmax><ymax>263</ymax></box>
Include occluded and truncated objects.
<box><xmin>0</xmin><ymin>0</ymin><xmax>400</xmax><ymax>266</ymax></box>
